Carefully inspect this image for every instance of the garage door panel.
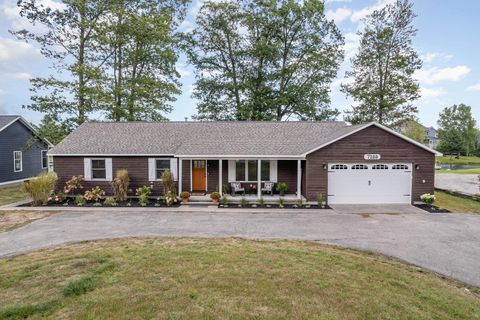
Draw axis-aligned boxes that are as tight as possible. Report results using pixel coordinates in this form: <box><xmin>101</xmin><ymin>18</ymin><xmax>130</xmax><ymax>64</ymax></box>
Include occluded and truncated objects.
<box><xmin>328</xmin><ymin>163</ymin><xmax>411</xmax><ymax>204</ymax></box>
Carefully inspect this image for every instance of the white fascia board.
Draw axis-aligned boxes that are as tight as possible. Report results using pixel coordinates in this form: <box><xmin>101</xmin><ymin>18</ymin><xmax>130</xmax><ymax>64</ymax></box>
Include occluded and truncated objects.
<box><xmin>48</xmin><ymin>153</ymin><xmax>175</xmax><ymax>157</ymax></box>
<box><xmin>301</xmin><ymin>122</ymin><xmax>442</xmax><ymax>157</ymax></box>
<box><xmin>174</xmin><ymin>155</ymin><xmax>306</xmax><ymax>160</ymax></box>
<box><xmin>0</xmin><ymin>117</ymin><xmax>20</xmax><ymax>134</ymax></box>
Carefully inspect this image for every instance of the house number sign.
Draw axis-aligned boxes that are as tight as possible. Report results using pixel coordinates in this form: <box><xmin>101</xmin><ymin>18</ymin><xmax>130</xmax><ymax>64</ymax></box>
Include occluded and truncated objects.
<box><xmin>364</xmin><ymin>154</ymin><xmax>381</xmax><ymax>160</ymax></box>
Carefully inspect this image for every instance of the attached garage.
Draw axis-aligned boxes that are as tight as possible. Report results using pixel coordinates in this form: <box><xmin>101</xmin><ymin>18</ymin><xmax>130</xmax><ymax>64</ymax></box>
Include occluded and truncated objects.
<box><xmin>327</xmin><ymin>163</ymin><xmax>412</xmax><ymax>204</ymax></box>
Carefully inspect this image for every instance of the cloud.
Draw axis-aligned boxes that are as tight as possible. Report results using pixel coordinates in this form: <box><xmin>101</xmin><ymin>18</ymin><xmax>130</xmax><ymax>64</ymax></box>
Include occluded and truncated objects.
<box><xmin>176</xmin><ymin>63</ymin><xmax>192</xmax><ymax>78</ymax></box>
<box><xmin>325</xmin><ymin>0</ymin><xmax>352</xmax><ymax>3</ymax></box>
<box><xmin>326</xmin><ymin>7</ymin><xmax>352</xmax><ymax>23</ymax></box>
<box><xmin>414</xmin><ymin>65</ymin><xmax>470</xmax><ymax>85</ymax></box>
<box><xmin>343</xmin><ymin>32</ymin><xmax>361</xmax><ymax>59</ymax></box>
<box><xmin>1</xmin><ymin>0</ymin><xmax>66</xmax><ymax>32</ymax></box>
<box><xmin>466</xmin><ymin>83</ymin><xmax>480</xmax><ymax>92</ymax></box>
<box><xmin>419</xmin><ymin>87</ymin><xmax>446</xmax><ymax>100</ymax></box>
<box><xmin>0</xmin><ymin>37</ymin><xmax>41</xmax><ymax>81</ymax></box>
<box><xmin>421</xmin><ymin>52</ymin><xmax>454</xmax><ymax>64</ymax></box>
<box><xmin>350</xmin><ymin>0</ymin><xmax>395</xmax><ymax>22</ymax></box>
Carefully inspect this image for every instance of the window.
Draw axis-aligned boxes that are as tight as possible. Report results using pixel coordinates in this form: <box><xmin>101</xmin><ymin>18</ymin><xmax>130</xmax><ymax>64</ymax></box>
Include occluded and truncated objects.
<box><xmin>392</xmin><ymin>164</ymin><xmax>409</xmax><ymax>170</ymax></box>
<box><xmin>372</xmin><ymin>164</ymin><xmax>388</xmax><ymax>170</ymax></box>
<box><xmin>261</xmin><ymin>160</ymin><xmax>270</xmax><ymax>181</ymax></box>
<box><xmin>14</xmin><ymin>151</ymin><xmax>22</xmax><ymax>172</ymax></box>
<box><xmin>351</xmin><ymin>164</ymin><xmax>368</xmax><ymax>170</ymax></box>
<box><xmin>91</xmin><ymin>159</ymin><xmax>106</xmax><ymax>179</ymax></box>
<box><xmin>235</xmin><ymin>160</ymin><xmax>270</xmax><ymax>181</ymax></box>
<box><xmin>41</xmin><ymin>150</ymin><xmax>48</xmax><ymax>169</ymax></box>
<box><xmin>331</xmin><ymin>164</ymin><xmax>348</xmax><ymax>170</ymax></box>
<box><xmin>248</xmin><ymin>160</ymin><xmax>257</xmax><ymax>181</ymax></box>
<box><xmin>156</xmin><ymin>159</ymin><xmax>171</xmax><ymax>180</ymax></box>
<box><xmin>235</xmin><ymin>160</ymin><xmax>246</xmax><ymax>181</ymax></box>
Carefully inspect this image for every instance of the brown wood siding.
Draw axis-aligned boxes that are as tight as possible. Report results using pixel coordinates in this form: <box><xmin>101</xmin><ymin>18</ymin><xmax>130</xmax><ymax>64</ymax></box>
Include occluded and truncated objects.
<box><xmin>277</xmin><ymin>160</ymin><xmax>297</xmax><ymax>194</ymax></box>
<box><xmin>53</xmin><ymin>156</ymin><xmax>176</xmax><ymax>196</ymax></box>
<box><xmin>207</xmin><ymin>160</ymin><xmax>219</xmax><ymax>192</ymax></box>
<box><xmin>305</xmin><ymin>126</ymin><xmax>435</xmax><ymax>202</ymax></box>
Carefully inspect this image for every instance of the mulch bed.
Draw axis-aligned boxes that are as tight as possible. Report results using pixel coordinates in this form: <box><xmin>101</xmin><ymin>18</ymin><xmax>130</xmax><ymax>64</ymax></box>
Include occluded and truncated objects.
<box><xmin>218</xmin><ymin>204</ymin><xmax>330</xmax><ymax>209</ymax></box>
<box><xmin>19</xmin><ymin>198</ymin><xmax>181</xmax><ymax>208</ymax></box>
<box><xmin>414</xmin><ymin>204</ymin><xmax>450</xmax><ymax>213</ymax></box>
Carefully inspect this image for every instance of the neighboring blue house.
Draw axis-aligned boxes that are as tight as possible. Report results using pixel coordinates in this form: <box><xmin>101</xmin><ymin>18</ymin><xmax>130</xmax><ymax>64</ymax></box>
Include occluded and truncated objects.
<box><xmin>424</xmin><ymin>126</ymin><xmax>439</xmax><ymax>149</ymax></box>
<box><xmin>0</xmin><ymin>115</ymin><xmax>52</xmax><ymax>186</ymax></box>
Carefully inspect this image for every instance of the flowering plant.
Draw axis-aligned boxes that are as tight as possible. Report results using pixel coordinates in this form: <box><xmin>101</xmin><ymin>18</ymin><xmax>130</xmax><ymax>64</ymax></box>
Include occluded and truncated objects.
<box><xmin>210</xmin><ymin>192</ymin><xmax>221</xmax><ymax>200</ymax></box>
<box><xmin>84</xmin><ymin>186</ymin><xmax>105</xmax><ymax>202</ymax></box>
<box><xmin>164</xmin><ymin>191</ymin><xmax>177</xmax><ymax>207</ymax></box>
<box><xmin>136</xmin><ymin>185</ymin><xmax>152</xmax><ymax>206</ymax></box>
<box><xmin>420</xmin><ymin>193</ymin><xmax>436</xmax><ymax>205</ymax></box>
<box><xmin>64</xmin><ymin>175</ymin><xmax>84</xmax><ymax>194</ymax></box>
<box><xmin>179</xmin><ymin>191</ymin><xmax>190</xmax><ymax>199</ymax></box>
<box><xmin>49</xmin><ymin>192</ymin><xmax>66</xmax><ymax>203</ymax></box>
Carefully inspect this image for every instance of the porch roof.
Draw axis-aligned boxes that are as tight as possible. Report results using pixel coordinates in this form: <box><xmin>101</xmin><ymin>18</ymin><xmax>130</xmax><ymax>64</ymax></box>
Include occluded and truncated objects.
<box><xmin>49</xmin><ymin>121</ymin><xmax>363</xmax><ymax>157</ymax></box>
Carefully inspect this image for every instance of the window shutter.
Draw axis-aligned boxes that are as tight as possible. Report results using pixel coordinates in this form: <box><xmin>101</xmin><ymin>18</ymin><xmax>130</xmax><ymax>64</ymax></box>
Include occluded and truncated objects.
<box><xmin>148</xmin><ymin>158</ymin><xmax>156</xmax><ymax>181</ymax></box>
<box><xmin>170</xmin><ymin>158</ymin><xmax>178</xmax><ymax>181</ymax></box>
<box><xmin>270</xmin><ymin>160</ymin><xmax>278</xmax><ymax>182</ymax></box>
<box><xmin>228</xmin><ymin>160</ymin><xmax>236</xmax><ymax>182</ymax></box>
<box><xmin>105</xmin><ymin>158</ymin><xmax>113</xmax><ymax>181</ymax></box>
<box><xmin>84</xmin><ymin>158</ymin><xmax>91</xmax><ymax>181</ymax></box>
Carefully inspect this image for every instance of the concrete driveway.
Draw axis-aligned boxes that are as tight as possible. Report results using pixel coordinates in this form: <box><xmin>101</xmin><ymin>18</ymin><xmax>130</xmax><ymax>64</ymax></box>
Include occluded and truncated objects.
<box><xmin>0</xmin><ymin>209</ymin><xmax>479</xmax><ymax>287</ymax></box>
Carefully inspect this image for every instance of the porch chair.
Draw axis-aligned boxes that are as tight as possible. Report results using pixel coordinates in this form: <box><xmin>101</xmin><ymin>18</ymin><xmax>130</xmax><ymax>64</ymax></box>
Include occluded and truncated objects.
<box><xmin>230</xmin><ymin>182</ymin><xmax>245</xmax><ymax>196</ymax></box>
<box><xmin>261</xmin><ymin>182</ymin><xmax>274</xmax><ymax>196</ymax></box>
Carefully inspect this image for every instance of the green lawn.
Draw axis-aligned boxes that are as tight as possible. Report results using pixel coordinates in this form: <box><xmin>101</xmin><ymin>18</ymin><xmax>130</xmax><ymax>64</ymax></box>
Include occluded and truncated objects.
<box><xmin>436</xmin><ymin>156</ymin><xmax>480</xmax><ymax>165</ymax></box>
<box><xmin>436</xmin><ymin>168</ymin><xmax>480</xmax><ymax>174</ymax></box>
<box><xmin>435</xmin><ymin>191</ymin><xmax>480</xmax><ymax>214</ymax></box>
<box><xmin>0</xmin><ymin>238</ymin><xmax>479</xmax><ymax>319</ymax></box>
<box><xmin>0</xmin><ymin>186</ymin><xmax>26</xmax><ymax>206</ymax></box>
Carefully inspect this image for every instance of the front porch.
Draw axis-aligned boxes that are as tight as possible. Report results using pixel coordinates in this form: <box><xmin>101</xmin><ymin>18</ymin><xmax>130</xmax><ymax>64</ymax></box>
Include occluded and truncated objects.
<box><xmin>177</xmin><ymin>158</ymin><xmax>305</xmax><ymax>199</ymax></box>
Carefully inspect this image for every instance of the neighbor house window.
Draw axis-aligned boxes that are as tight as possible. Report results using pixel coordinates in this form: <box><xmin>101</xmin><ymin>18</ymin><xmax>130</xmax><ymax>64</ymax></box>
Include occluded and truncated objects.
<box><xmin>156</xmin><ymin>159</ymin><xmax>170</xmax><ymax>180</ymax></box>
<box><xmin>41</xmin><ymin>150</ymin><xmax>48</xmax><ymax>169</ymax></box>
<box><xmin>91</xmin><ymin>159</ymin><xmax>106</xmax><ymax>179</ymax></box>
<box><xmin>14</xmin><ymin>151</ymin><xmax>22</xmax><ymax>172</ymax></box>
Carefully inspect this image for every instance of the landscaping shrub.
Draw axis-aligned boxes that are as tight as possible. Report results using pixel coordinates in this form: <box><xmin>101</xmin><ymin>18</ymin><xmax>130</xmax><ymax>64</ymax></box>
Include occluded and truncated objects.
<box><xmin>104</xmin><ymin>197</ymin><xmax>118</xmax><ymax>207</ymax></box>
<box><xmin>84</xmin><ymin>186</ymin><xmax>105</xmax><ymax>203</ymax></box>
<box><xmin>317</xmin><ymin>193</ymin><xmax>326</xmax><ymax>208</ymax></box>
<box><xmin>64</xmin><ymin>175</ymin><xmax>84</xmax><ymax>194</ymax></box>
<box><xmin>164</xmin><ymin>191</ymin><xmax>177</xmax><ymax>207</ymax></box>
<box><xmin>161</xmin><ymin>170</ymin><xmax>176</xmax><ymax>194</ymax></box>
<box><xmin>75</xmin><ymin>195</ymin><xmax>85</xmax><ymax>206</ymax></box>
<box><xmin>50</xmin><ymin>192</ymin><xmax>66</xmax><ymax>204</ymax></box>
<box><xmin>136</xmin><ymin>186</ymin><xmax>152</xmax><ymax>206</ymax></box>
<box><xmin>276</xmin><ymin>182</ymin><xmax>288</xmax><ymax>195</ymax></box>
<box><xmin>21</xmin><ymin>172</ymin><xmax>57</xmax><ymax>205</ymax></box>
<box><xmin>111</xmin><ymin>169</ymin><xmax>129</xmax><ymax>202</ymax></box>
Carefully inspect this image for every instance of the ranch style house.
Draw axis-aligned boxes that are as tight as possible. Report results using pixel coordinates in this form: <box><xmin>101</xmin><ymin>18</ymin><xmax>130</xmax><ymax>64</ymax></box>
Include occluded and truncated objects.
<box><xmin>48</xmin><ymin>121</ymin><xmax>441</xmax><ymax>204</ymax></box>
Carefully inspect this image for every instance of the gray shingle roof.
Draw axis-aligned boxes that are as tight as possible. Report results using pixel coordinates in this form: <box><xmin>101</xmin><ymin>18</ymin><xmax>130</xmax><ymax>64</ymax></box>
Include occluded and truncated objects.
<box><xmin>49</xmin><ymin>121</ymin><xmax>365</xmax><ymax>157</ymax></box>
<box><xmin>0</xmin><ymin>115</ymin><xmax>20</xmax><ymax>131</ymax></box>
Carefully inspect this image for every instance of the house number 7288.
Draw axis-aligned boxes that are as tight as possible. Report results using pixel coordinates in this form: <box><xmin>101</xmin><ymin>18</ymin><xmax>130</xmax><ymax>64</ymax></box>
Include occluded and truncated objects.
<box><xmin>364</xmin><ymin>154</ymin><xmax>381</xmax><ymax>160</ymax></box>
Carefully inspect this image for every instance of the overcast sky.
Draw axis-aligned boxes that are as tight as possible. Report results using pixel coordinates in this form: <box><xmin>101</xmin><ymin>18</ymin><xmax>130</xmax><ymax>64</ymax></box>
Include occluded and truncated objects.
<box><xmin>0</xmin><ymin>0</ymin><xmax>478</xmax><ymax>127</ymax></box>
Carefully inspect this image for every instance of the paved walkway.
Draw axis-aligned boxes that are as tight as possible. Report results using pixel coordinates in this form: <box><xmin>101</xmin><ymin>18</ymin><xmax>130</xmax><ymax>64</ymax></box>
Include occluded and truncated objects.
<box><xmin>436</xmin><ymin>173</ymin><xmax>479</xmax><ymax>196</ymax></box>
<box><xmin>0</xmin><ymin>209</ymin><xmax>479</xmax><ymax>287</ymax></box>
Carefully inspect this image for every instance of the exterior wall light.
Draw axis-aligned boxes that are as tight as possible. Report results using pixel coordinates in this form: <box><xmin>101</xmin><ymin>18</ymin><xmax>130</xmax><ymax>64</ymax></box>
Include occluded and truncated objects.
<box><xmin>415</xmin><ymin>164</ymin><xmax>420</xmax><ymax>170</ymax></box>
<box><xmin>323</xmin><ymin>164</ymin><xmax>327</xmax><ymax>170</ymax></box>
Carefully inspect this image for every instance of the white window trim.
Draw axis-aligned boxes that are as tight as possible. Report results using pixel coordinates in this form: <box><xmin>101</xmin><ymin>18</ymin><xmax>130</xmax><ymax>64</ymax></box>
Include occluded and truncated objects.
<box><xmin>154</xmin><ymin>158</ymin><xmax>172</xmax><ymax>181</ymax></box>
<box><xmin>90</xmin><ymin>158</ymin><xmax>110</xmax><ymax>181</ymax></box>
<box><xmin>41</xmin><ymin>150</ymin><xmax>48</xmax><ymax>169</ymax></box>
<box><xmin>13</xmin><ymin>151</ymin><xmax>22</xmax><ymax>172</ymax></box>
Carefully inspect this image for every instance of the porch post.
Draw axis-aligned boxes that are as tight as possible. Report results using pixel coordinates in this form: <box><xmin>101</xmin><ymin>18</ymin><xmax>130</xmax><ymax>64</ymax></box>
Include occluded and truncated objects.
<box><xmin>178</xmin><ymin>158</ymin><xmax>182</xmax><ymax>196</ymax></box>
<box><xmin>219</xmin><ymin>159</ymin><xmax>223</xmax><ymax>196</ymax></box>
<box><xmin>257</xmin><ymin>160</ymin><xmax>261</xmax><ymax>198</ymax></box>
<box><xmin>297</xmin><ymin>159</ymin><xmax>301</xmax><ymax>199</ymax></box>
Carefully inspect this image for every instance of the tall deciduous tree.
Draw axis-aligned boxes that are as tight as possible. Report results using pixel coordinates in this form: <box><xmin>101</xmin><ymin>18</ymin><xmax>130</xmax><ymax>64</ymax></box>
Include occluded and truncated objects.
<box><xmin>185</xmin><ymin>0</ymin><xmax>344</xmax><ymax>121</ymax></box>
<box><xmin>437</xmin><ymin>104</ymin><xmax>477</xmax><ymax>156</ymax></box>
<box><xmin>342</xmin><ymin>0</ymin><xmax>421</xmax><ymax>127</ymax></box>
<box><xmin>13</xmin><ymin>0</ymin><xmax>109</xmax><ymax>126</ymax></box>
<box><xmin>100</xmin><ymin>0</ymin><xmax>188</xmax><ymax>121</ymax></box>
<box><xmin>402</xmin><ymin>119</ymin><xmax>426</xmax><ymax>144</ymax></box>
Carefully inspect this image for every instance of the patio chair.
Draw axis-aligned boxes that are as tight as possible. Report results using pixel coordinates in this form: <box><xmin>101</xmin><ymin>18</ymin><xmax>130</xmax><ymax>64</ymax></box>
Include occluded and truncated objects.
<box><xmin>230</xmin><ymin>182</ymin><xmax>245</xmax><ymax>196</ymax></box>
<box><xmin>261</xmin><ymin>182</ymin><xmax>274</xmax><ymax>196</ymax></box>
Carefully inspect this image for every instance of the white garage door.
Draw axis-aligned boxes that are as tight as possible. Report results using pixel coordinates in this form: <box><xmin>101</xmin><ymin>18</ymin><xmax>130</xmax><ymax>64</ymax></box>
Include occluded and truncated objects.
<box><xmin>327</xmin><ymin>163</ymin><xmax>412</xmax><ymax>204</ymax></box>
